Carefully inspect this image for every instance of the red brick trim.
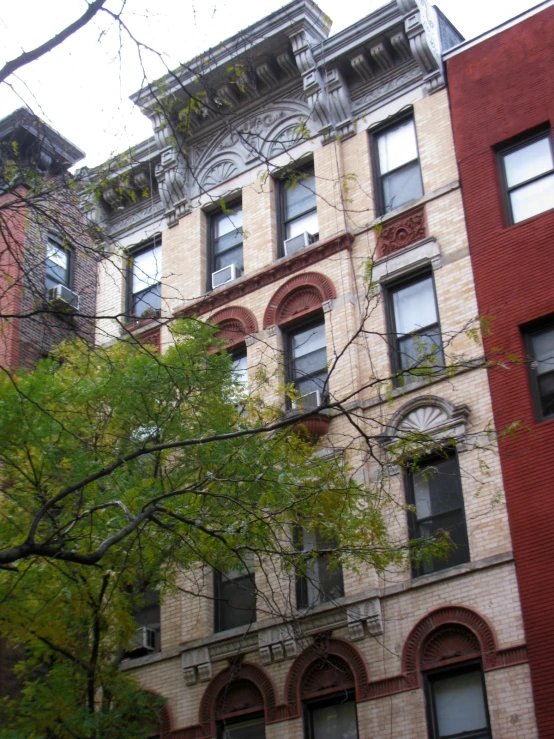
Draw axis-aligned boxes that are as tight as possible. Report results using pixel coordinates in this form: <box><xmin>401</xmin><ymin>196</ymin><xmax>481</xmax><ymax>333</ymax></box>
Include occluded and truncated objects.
<box><xmin>284</xmin><ymin>637</ymin><xmax>369</xmax><ymax>718</ymax></box>
<box><xmin>175</xmin><ymin>232</ymin><xmax>353</xmax><ymax>320</ymax></box>
<box><xmin>376</xmin><ymin>205</ymin><xmax>426</xmax><ymax>258</ymax></box>
<box><xmin>263</xmin><ymin>272</ymin><xmax>337</xmax><ymax>329</ymax></box>
<box><xmin>198</xmin><ymin>662</ymin><xmax>278</xmax><ymax>738</ymax></box>
<box><xmin>209</xmin><ymin>306</ymin><xmax>258</xmax><ymax>350</ymax></box>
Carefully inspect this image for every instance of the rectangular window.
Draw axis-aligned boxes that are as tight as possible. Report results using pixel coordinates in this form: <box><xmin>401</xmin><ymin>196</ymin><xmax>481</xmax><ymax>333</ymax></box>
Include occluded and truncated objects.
<box><xmin>523</xmin><ymin>318</ymin><xmax>554</xmax><ymax>420</ymax></box>
<box><xmin>232</xmin><ymin>352</ymin><xmax>248</xmax><ymax>391</ymax></box>
<box><xmin>374</xmin><ymin>116</ymin><xmax>423</xmax><ymax>214</ymax></box>
<box><xmin>287</xmin><ymin>319</ymin><xmax>328</xmax><ymax>407</ymax></box>
<box><xmin>218</xmin><ymin>716</ymin><xmax>266</xmax><ymax>739</ymax></box>
<box><xmin>306</xmin><ymin>695</ymin><xmax>358</xmax><ymax>739</ymax></box>
<box><xmin>45</xmin><ymin>236</ymin><xmax>70</xmax><ymax>292</ymax></box>
<box><xmin>130</xmin><ymin>238</ymin><xmax>161</xmax><ymax>319</ymax></box>
<box><xmin>214</xmin><ymin>556</ymin><xmax>256</xmax><ymax>633</ymax></box>
<box><xmin>295</xmin><ymin>529</ymin><xmax>344</xmax><ymax>609</ymax></box>
<box><xmin>210</xmin><ymin>204</ymin><xmax>243</xmax><ymax>288</ymax></box>
<box><xmin>499</xmin><ymin>129</ymin><xmax>554</xmax><ymax>224</ymax></box>
<box><xmin>426</xmin><ymin>664</ymin><xmax>491</xmax><ymax>739</ymax></box>
<box><xmin>406</xmin><ymin>453</ymin><xmax>470</xmax><ymax>577</ymax></box>
<box><xmin>124</xmin><ymin>588</ymin><xmax>161</xmax><ymax>658</ymax></box>
<box><xmin>387</xmin><ymin>272</ymin><xmax>443</xmax><ymax>385</ymax></box>
<box><xmin>279</xmin><ymin>165</ymin><xmax>318</xmax><ymax>255</ymax></box>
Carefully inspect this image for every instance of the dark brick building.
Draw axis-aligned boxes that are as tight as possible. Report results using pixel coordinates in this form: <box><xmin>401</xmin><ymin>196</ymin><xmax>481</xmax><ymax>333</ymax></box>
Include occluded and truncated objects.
<box><xmin>446</xmin><ymin>3</ymin><xmax>554</xmax><ymax>736</ymax></box>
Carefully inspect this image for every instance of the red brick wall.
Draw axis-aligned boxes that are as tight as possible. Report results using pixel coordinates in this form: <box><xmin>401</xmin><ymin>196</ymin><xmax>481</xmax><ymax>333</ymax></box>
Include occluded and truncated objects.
<box><xmin>447</xmin><ymin>8</ymin><xmax>554</xmax><ymax>736</ymax></box>
<box><xmin>0</xmin><ymin>188</ymin><xmax>26</xmax><ymax>369</ymax></box>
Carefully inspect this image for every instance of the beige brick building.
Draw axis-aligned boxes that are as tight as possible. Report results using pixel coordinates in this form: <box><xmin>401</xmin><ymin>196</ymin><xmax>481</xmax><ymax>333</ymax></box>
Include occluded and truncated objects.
<box><xmin>91</xmin><ymin>1</ymin><xmax>538</xmax><ymax>737</ymax></box>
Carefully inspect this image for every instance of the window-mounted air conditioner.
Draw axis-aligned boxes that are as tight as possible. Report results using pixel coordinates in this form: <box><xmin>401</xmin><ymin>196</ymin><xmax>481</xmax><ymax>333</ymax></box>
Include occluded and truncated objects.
<box><xmin>212</xmin><ymin>263</ymin><xmax>241</xmax><ymax>289</ymax></box>
<box><xmin>48</xmin><ymin>284</ymin><xmax>79</xmax><ymax>310</ymax></box>
<box><xmin>284</xmin><ymin>231</ymin><xmax>314</xmax><ymax>257</ymax></box>
<box><xmin>132</xmin><ymin>626</ymin><xmax>157</xmax><ymax>652</ymax></box>
<box><xmin>292</xmin><ymin>390</ymin><xmax>322</xmax><ymax>411</ymax></box>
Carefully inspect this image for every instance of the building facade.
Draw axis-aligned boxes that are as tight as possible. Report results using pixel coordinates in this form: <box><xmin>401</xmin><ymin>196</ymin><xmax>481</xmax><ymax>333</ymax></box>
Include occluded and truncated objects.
<box><xmin>445</xmin><ymin>3</ymin><xmax>554</xmax><ymax>737</ymax></box>
<box><xmin>92</xmin><ymin>0</ymin><xmax>539</xmax><ymax>736</ymax></box>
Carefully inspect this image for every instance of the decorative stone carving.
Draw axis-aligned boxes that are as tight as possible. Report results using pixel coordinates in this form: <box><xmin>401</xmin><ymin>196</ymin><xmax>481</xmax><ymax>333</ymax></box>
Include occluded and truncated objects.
<box><xmin>264</xmin><ymin>272</ymin><xmax>337</xmax><ymax>329</ymax></box>
<box><xmin>390</xmin><ymin>30</ymin><xmax>412</xmax><ymax>61</ymax></box>
<box><xmin>400</xmin><ymin>405</ymin><xmax>448</xmax><ymax>433</ymax></box>
<box><xmin>155</xmin><ymin>148</ymin><xmax>190</xmax><ymax>226</ymax></box>
<box><xmin>325</xmin><ymin>68</ymin><xmax>354</xmax><ymax>138</ymax></box>
<box><xmin>353</xmin><ymin>65</ymin><xmax>420</xmax><ymax>112</ymax></box>
<box><xmin>350</xmin><ymin>53</ymin><xmax>373</xmax><ymax>82</ymax></box>
<box><xmin>182</xmin><ymin>647</ymin><xmax>212</xmax><ymax>686</ymax></box>
<box><xmin>377</xmin><ymin>206</ymin><xmax>426</xmax><ymax>257</ymax></box>
<box><xmin>152</xmin><ymin>111</ymin><xmax>174</xmax><ymax>150</ymax></box>
<box><xmin>369</xmin><ymin>40</ymin><xmax>394</xmax><ymax>73</ymax></box>
<box><xmin>256</xmin><ymin>61</ymin><xmax>278</xmax><ymax>88</ymax></box>
<box><xmin>396</xmin><ymin>0</ymin><xmax>418</xmax><ymax>12</ymax></box>
<box><xmin>277</xmin><ymin>51</ymin><xmax>297</xmax><ymax>78</ymax></box>
<box><xmin>384</xmin><ymin>396</ymin><xmax>470</xmax><ymax>449</ymax></box>
<box><xmin>347</xmin><ymin>598</ymin><xmax>383</xmax><ymax>641</ymax></box>
<box><xmin>215</xmin><ymin>84</ymin><xmax>239</xmax><ymax>108</ymax></box>
<box><xmin>405</xmin><ymin>11</ymin><xmax>443</xmax><ymax>92</ymax></box>
<box><xmin>259</xmin><ymin>626</ymin><xmax>297</xmax><ymax>665</ymax></box>
<box><xmin>201</xmin><ymin>160</ymin><xmax>239</xmax><ymax>190</ymax></box>
<box><xmin>289</xmin><ymin>29</ymin><xmax>316</xmax><ymax>75</ymax></box>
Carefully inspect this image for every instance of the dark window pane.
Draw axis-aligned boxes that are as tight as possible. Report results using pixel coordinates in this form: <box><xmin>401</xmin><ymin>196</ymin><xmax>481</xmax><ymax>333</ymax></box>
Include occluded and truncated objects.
<box><xmin>214</xmin><ymin>245</ymin><xmax>243</xmax><ymax>272</ymax></box>
<box><xmin>311</xmin><ymin>700</ymin><xmax>358</xmax><ymax>739</ymax></box>
<box><xmin>431</xmin><ymin>668</ymin><xmax>490</xmax><ymax>739</ymax></box>
<box><xmin>418</xmin><ymin>509</ymin><xmax>470</xmax><ymax>574</ymax></box>
<box><xmin>214</xmin><ymin>228</ymin><xmax>243</xmax><ymax>256</ymax></box>
<box><xmin>538</xmin><ymin>372</ymin><xmax>554</xmax><ymax>416</ymax></box>
<box><xmin>132</xmin><ymin>283</ymin><xmax>161</xmax><ymax>318</ymax></box>
<box><xmin>46</xmin><ymin>240</ymin><xmax>69</xmax><ymax>288</ymax></box>
<box><xmin>294</xmin><ymin>373</ymin><xmax>327</xmax><ymax>399</ymax></box>
<box><xmin>220</xmin><ymin>716</ymin><xmax>266</xmax><ymax>739</ymax></box>
<box><xmin>293</xmin><ymin>347</ymin><xmax>327</xmax><ymax>379</ymax></box>
<box><xmin>296</xmin><ymin>529</ymin><xmax>344</xmax><ymax>609</ymax></box>
<box><xmin>288</xmin><ymin>320</ymin><xmax>328</xmax><ymax>400</ymax></box>
<box><xmin>530</xmin><ymin>326</ymin><xmax>554</xmax><ymax>375</ymax></box>
<box><xmin>284</xmin><ymin>172</ymin><xmax>316</xmax><ymax>221</ymax></box>
<box><xmin>397</xmin><ymin>330</ymin><xmax>443</xmax><ymax>376</ymax></box>
<box><xmin>382</xmin><ymin>160</ymin><xmax>423</xmax><ymax>212</ymax></box>
<box><xmin>215</xmin><ymin>564</ymin><xmax>256</xmax><ymax>633</ymax></box>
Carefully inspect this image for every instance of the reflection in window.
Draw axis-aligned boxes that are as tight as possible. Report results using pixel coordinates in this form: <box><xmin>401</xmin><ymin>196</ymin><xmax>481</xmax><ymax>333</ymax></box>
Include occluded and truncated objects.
<box><xmin>214</xmin><ymin>555</ymin><xmax>256</xmax><ymax>633</ymax></box>
<box><xmin>388</xmin><ymin>273</ymin><xmax>443</xmax><ymax>385</ymax></box>
<box><xmin>501</xmin><ymin>132</ymin><xmax>554</xmax><ymax>224</ymax></box>
<box><xmin>131</xmin><ymin>239</ymin><xmax>161</xmax><ymax>318</ymax></box>
<box><xmin>232</xmin><ymin>352</ymin><xmax>248</xmax><ymax>391</ymax></box>
<box><xmin>307</xmin><ymin>696</ymin><xmax>358</xmax><ymax>739</ymax></box>
<box><xmin>523</xmin><ymin>320</ymin><xmax>554</xmax><ymax>419</ymax></box>
<box><xmin>406</xmin><ymin>453</ymin><xmax>469</xmax><ymax>576</ymax></box>
<box><xmin>281</xmin><ymin>165</ymin><xmax>318</xmax><ymax>247</ymax></box>
<box><xmin>295</xmin><ymin>529</ymin><xmax>344</xmax><ymax>609</ymax></box>
<box><xmin>45</xmin><ymin>236</ymin><xmax>70</xmax><ymax>292</ymax></box>
<box><xmin>427</xmin><ymin>665</ymin><xmax>491</xmax><ymax>739</ymax></box>
<box><xmin>287</xmin><ymin>319</ymin><xmax>327</xmax><ymax>407</ymax></box>
<box><xmin>218</xmin><ymin>716</ymin><xmax>266</xmax><ymax>739</ymax></box>
<box><xmin>375</xmin><ymin>117</ymin><xmax>423</xmax><ymax>213</ymax></box>
<box><xmin>211</xmin><ymin>205</ymin><xmax>243</xmax><ymax>286</ymax></box>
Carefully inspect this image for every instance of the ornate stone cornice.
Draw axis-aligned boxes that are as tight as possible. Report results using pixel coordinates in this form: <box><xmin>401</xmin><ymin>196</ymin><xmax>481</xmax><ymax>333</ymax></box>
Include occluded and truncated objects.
<box><xmin>174</xmin><ymin>231</ymin><xmax>353</xmax><ymax>319</ymax></box>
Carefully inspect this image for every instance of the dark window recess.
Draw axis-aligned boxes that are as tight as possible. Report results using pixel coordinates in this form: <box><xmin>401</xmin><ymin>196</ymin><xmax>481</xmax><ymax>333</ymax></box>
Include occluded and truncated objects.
<box><xmin>232</xmin><ymin>351</ymin><xmax>248</xmax><ymax>391</ymax></box>
<box><xmin>279</xmin><ymin>165</ymin><xmax>318</xmax><ymax>255</ymax></box>
<box><xmin>124</xmin><ymin>588</ymin><xmax>161</xmax><ymax>658</ymax></box>
<box><xmin>406</xmin><ymin>453</ymin><xmax>469</xmax><ymax>576</ymax></box>
<box><xmin>214</xmin><ymin>557</ymin><xmax>256</xmax><ymax>633</ymax></box>
<box><xmin>426</xmin><ymin>664</ymin><xmax>491</xmax><ymax>739</ymax></box>
<box><xmin>218</xmin><ymin>715</ymin><xmax>266</xmax><ymax>739</ymax></box>
<box><xmin>295</xmin><ymin>529</ymin><xmax>344</xmax><ymax>609</ymax></box>
<box><xmin>130</xmin><ymin>238</ymin><xmax>161</xmax><ymax>318</ymax></box>
<box><xmin>287</xmin><ymin>319</ymin><xmax>327</xmax><ymax>407</ymax></box>
<box><xmin>374</xmin><ymin>117</ymin><xmax>423</xmax><ymax>214</ymax></box>
<box><xmin>387</xmin><ymin>272</ymin><xmax>443</xmax><ymax>386</ymax></box>
<box><xmin>305</xmin><ymin>694</ymin><xmax>358</xmax><ymax>739</ymax></box>
<box><xmin>523</xmin><ymin>319</ymin><xmax>554</xmax><ymax>420</ymax></box>
<box><xmin>45</xmin><ymin>236</ymin><xmax>70</xmax><ymax>292</ymax></box>
<box><xmin>210</xmin><ymin>205</ymin><xmax>243</xmax><ymax>288</ymax></box>
<box><xmin>499</xmin><ymin>130</ymin><xmax>554</xmax><ymax>224</ymax></box>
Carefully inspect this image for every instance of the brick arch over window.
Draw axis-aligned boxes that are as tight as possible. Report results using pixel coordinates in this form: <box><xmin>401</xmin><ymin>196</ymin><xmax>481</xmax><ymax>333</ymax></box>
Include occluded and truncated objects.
<box><xmin>263</xmin><ymin>272</ymin><xmax>336</xmax><ymax>329</ymax></box>
<box><xmin>143</xmin><ymin>690</ymin><xmax>172</xmax><ymax>739</ymax></box>
<box><xmin>198</xmin><ymin>662</ymin><xmax>278</xmax><ymax>737</ymax></box>
<box><xmin>209</xmin><ymin>306</ymin><xmax>258</xmax><ymax>350</ymax></box>
<box><xmin>284</xmin><ymin>637</ymin><xmax>369</xmax><ymax>718</ymax></box>
<box><xmin>402</xmin><ymin>606</ymin><xmax>498</xmax><ymax>688</ymax></box>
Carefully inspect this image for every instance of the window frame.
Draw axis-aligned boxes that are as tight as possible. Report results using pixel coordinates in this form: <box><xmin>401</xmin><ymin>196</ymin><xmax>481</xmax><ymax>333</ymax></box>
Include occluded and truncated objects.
<box><xmin>497</xmin><ymin>126</ymin><xmax>554</xmax><ymax>226</ymax></box>
<box><xmin>371</xmin><ymin>113</ymin><xmax>424</xmax><ymax>216</ymax></box>
<box><xmin>127</xmin><ymin>236</ymin><xmax>162</xmax><ymax>320</ymax></box>
<box><xmin>522</xmin><ymin>314</ymin><xmax>554</xmax><ymax>422</ymax></box>
<box><xmin>208</xmin><ymin>200</ymin><xmax>244</xmax><ymax>291</ymax></box>
<box><xmin>277</xmin><ymin>162</ymin><xmax>318</xmax><ymax>258</ymax></box>
<box><xmin>424</xmin><ymin>661</ymin><xmax>492</xmax><ymax>739</ymax></box>
<box><xmin>294</xmin><ymin>528</ymin><xmax>344</xmax><ymax>610</ymax></box>
<box><xmin>384</xmin><ymin>269</ymin><xmax>443</xmax><ymax>387</ymax></box>
<box><xmin>285</xmin><ymin>315</ymin><xmax>328</xmax><ymax>409</ymax></box>
<box><xmin>213</xmin><ymin>563</ymin><xmax>256</xmax><ymax>634</ymax></box>
<box><xmin>217</xmin><ymin>712</ymin><xmax>266</xmax><ymax>739</ymax></box>
<box><xmin>303</xmin><ymin>691</ymin><xmax>359</xmax><ymax>739</ymax></box>
<box><xmin>45</xmin><ymin>234</ymin><xmax>72</xmax><ymax>294</ymax></box>
<box><xmin>405</xmin><ymin>450</ymin><xmax>470</xmax><ymax>578</ymax></box>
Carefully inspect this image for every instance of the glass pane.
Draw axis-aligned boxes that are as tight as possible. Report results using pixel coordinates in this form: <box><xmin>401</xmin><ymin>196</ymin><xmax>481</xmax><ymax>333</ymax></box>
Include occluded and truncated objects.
<box><xmin>433</xmin><ymin>670</ymin><xmax>488</xmax><ymax>737</ymax></box>
<box><xmin>232</xmin><ymin>354</ymin><xmax>248</xmax><ymax>389</ymax></box>
<box><xmin>132</xmin><ymin>245</ymin><xmax>161</xmax><ymax>293</ymax></box>
<box><xmin>311</xmin><ymin>700</ymin><xmax>358</xmax><ymax>739</ymax></box>
<box><xmin>398</xmin><ymin>330</ymin><xmax>442</xmax><ymax>377</ymax></box>
<box><xmin>530</xmin><ymin>327</ymin><xmax>554</xmax><ymax>376</ymax></box>
<box><xmin>392</xmin><ymin>277</ymin><xmax>437</xmax><ymax>335</ymax></box>
<box><xmin>413</xmin><ymin>457</ymin><xmax>463</xmax><ymax>519</ymax></box>
<box><xmin>214</xmin><ymin>228</ymin><xmax>243</xmax><ymax>256</ymax></box>
<box><xmin>286</xmin><ymin>209</ymin><xmax>319</xmax><ymax>240</ymax></box>
<box><xmin>46</xmin><ymin>243</ymin><xmax>69</xmax><ymax>286</ymax></box>
<box><xmin>538</xmin><ymin>372</ymin><xmax>554</xmax><ymax>417</ymax></box>
<box><xmin>293</xmin><ymin>347</ymin><xmax>327</xmax><ymax>379</ymax></box>
<box><xmin>217</xmin><ymin>574</ymin><xmax>256</xmax><ymax>631</ymax></box>
<box><xmin>418</xmin><ymin>509</ymin><xmax>470</xmax><ymax>573</ymax></box>
<box><xmin>510</xmin><ymin>173</ymin><xmax>554</xmax><ymax>223</ymax></box>
<box><xmin>214</xmin><ymin>208</ymin><xmax>243</xmax><ymax>237</ymax></box>
<box><xmin>382</xmin><ymin>161</ymin><xmax>423</xmax><ymax>212</ymax></box>
<box><xmin>317</xmin><ymin>557</ymin><xmax>344</xmax><ymax>602</ymax></box>
<box><xmin>132</xmin><ymin>283</ymin><xmax>161</xmax><ymax>318</ymax></box>
<box><xmin>292</xmin><ymin>323</ymin><xmax>326</xmax><ymax>358</ymax></box>
<box><xmin>378</xmin><ymin>119</ymin><xmax>418</xmax><ymax>174</ymax></box>
<box><xmin>215</xmin><ymin>245</ymin><xmax>243</xmax><ymax>272</ymax></box>
<box><xmin>221</xmin><ymin>716</ymin><xmax>266</xmax><ymax>739</ymax></box>
<box><xmin>295</xmin><ymin>373</ymin><xmax>327</xmax><ymax>398</ymax></box>
<box><xmin>504</xmin><ymin>137</ymin><xmax>553</xmax><ymax>188</ymax></box>
<box><xmin>284</xmin><ymin>171</ymin><xmax>316</xmax><ymax>220</ymax></box>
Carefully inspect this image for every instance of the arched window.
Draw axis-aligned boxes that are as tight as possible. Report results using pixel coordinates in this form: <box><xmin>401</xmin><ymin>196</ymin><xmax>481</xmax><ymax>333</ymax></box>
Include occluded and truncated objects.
<box><xmin>301</xmin><ymin>656</ymin><xmax>358</xmax><ymax>739</ymax></box>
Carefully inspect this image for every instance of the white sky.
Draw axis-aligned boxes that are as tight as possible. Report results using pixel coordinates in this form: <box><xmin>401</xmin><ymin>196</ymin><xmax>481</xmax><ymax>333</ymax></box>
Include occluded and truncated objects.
<box><xmin>0</xmin><ymin>0</ymin><xmax>542</xmax><ymax>167</ymax></box>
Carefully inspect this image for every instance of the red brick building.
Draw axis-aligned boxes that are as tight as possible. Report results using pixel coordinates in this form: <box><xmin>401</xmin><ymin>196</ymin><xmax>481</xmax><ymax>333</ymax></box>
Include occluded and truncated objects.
<box><xmin>445</xmin><ymin>3</ymin><xmax>554</xmax><ymax>736</ymax></box>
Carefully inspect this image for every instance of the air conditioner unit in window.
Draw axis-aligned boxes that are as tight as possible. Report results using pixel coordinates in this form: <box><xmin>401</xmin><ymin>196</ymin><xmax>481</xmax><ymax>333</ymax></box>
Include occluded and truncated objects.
<box><xmin>212</xmin><ymin>263</ymin><xmax>241</xmax><ymax>289</ymax></box>
<box><xmin>292</xmin><ymin>390</ymin><xmax>322</xmax><ymax>411</ymax></box>
<box><xmin>48</xmin><ymin>284</ymin><xmax>79</xmax><ymax>310</ymax></box>
<box><xmin>132</xmin><ymin>626</ymin><xmax>157</xmax><ymax>652</ymax></box>
<box><xmin>284</xmin><ymin>231</ymin><xmax>314</xmax><ymax>257</ymax></box>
